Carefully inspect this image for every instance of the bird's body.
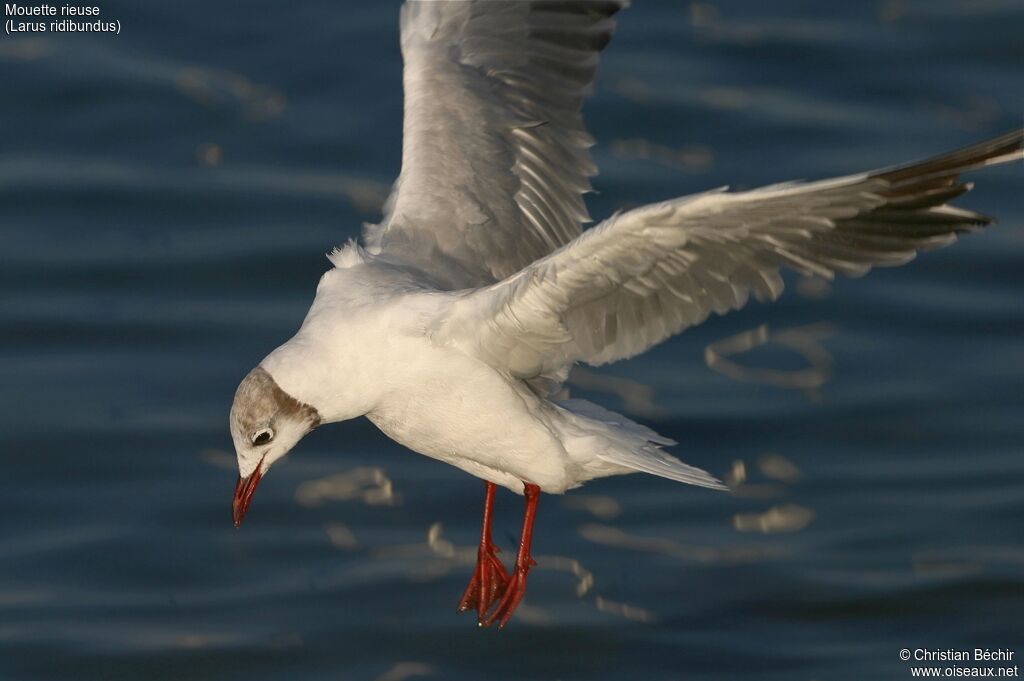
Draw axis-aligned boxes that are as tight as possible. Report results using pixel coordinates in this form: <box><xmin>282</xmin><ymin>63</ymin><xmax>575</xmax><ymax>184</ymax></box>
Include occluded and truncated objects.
<box><xmin>259</xmin><ymin>258</ymin><xmax>702</xmax><ymax>495</ymax></box>
<box><xmin>227</xmin><ymin>0</ymin><xmax>1023</xmax><ymax>628</ymax></box>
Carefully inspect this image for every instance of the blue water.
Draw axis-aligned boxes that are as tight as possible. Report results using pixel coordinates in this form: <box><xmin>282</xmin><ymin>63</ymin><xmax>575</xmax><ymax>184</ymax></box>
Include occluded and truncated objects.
<box><xmin>2</xmin><ymin>1</ymin><xmax>1023</xmax><ymax>679</ymax></box>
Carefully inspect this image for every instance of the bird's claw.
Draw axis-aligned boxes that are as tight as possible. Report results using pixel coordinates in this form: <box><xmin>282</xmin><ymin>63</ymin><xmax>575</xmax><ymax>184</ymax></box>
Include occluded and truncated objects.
<box><xmin>484</xmin><ymin>557</ymin><xmax>535</xmax><ymax>629</ymax></box>
<box><xmin>457</xmin><ymin>543</ymin><xmax>510</xmax><ymax>625</ymax></box>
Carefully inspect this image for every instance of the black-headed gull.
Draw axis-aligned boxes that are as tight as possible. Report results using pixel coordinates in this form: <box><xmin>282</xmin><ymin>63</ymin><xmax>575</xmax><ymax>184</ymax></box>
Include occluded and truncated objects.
<box><xmin>228</xmin><ymin>0</ymin><xmax>1023</xmax><ymax>627</ymax></box>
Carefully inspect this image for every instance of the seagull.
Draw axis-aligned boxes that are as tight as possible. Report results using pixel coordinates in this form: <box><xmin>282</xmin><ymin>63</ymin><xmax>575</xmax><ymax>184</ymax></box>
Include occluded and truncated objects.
<box><xmin>228</xmin><ymin>0</ymin><xmax>1023</xmax><ymax>628</ymax></box>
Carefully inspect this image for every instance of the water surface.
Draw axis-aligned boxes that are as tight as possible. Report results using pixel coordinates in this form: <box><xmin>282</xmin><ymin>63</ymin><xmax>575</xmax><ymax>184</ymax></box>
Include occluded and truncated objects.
<box><xmin>2</xmin><ymin>1</ymin><xmax>1022</xmax><ymax>679</ymax></box>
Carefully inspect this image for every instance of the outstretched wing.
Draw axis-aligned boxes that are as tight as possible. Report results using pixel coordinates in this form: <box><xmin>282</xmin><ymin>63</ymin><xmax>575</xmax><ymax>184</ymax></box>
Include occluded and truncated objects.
<box><xmin>437</xmin><ymin>130</ymin><xmax>1023</xmax><ymax>379</ymax></box>
<box><xmin>363</xmin><ymin>0</ymin><xmax>626</xmax><ymax>289</ymax></box>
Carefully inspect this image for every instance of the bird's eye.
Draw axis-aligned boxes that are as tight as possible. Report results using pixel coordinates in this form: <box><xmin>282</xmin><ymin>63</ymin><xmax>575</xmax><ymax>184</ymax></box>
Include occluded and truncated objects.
<box><xmin>251</xmin><ymin>428</ymin><xmax>274</xmax><ymax>446</ymax></box>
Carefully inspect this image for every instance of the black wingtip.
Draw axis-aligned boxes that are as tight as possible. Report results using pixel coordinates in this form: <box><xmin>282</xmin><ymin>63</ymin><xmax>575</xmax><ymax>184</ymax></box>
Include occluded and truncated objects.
<box><xmin>876</xmin><ymin>128</ymin><xmax>1023</xmax><ymax>185</ymax></box>
<box><xmin>532</xmin><ymin>1</ymin><xmax>628</xmax><ymax>19</ymax></box>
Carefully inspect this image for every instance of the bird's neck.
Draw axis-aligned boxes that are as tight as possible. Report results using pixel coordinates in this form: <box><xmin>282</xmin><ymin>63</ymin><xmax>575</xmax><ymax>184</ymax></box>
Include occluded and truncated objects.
<box><xmin>260</xmin><ymin>336</ymin><xmax>374</xmax><ymax>424</ymax></box>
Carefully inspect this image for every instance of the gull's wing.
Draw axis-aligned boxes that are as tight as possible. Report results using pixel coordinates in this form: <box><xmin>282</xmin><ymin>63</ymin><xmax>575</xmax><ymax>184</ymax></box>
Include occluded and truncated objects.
<box><xmin>363</xmin><ymin>0</ymin><xmax>625</xmax><ymax>289</ymax></box>
<box><xmin>437</xmin><ymin>130</ymin><xmax>1023</xmax><ymax>379</ymax></box>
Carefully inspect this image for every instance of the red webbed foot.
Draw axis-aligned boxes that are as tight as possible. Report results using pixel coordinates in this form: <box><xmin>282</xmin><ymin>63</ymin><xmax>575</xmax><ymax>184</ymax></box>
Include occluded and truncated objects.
<box><xmin>457</xmin><ymin>541</ymin><xmax>510</xmax><ymax>624</ymax></box>
<box><xmin>457</xmin><ymin>480</ymin><xmax>541</xmax><ymax>629</ymax></box>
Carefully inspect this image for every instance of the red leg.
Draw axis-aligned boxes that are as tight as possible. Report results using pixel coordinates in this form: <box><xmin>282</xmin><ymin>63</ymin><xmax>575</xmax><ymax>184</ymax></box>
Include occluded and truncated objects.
<box><xmin>485</xmin><ymin>482</ymin><xmax>541</xmax><ymax>629</ymax></box>
<box><xmin>457</xmin><ymin>482</ymin><xmax>510</xmax><ymax>624</ymax></box>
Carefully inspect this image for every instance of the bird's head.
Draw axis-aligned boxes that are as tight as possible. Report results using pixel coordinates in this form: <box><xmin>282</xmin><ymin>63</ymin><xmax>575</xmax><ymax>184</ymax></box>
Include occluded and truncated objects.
<box><xmin>229</xmin><ymin>366</ymin><xmax>321</xmax><ymax>527</ymax></box>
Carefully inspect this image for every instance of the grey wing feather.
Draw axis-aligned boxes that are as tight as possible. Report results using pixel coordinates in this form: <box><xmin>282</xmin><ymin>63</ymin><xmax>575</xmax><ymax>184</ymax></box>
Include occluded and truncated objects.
<box><xmin>438</xmin><ymin>129</ymin><xmax>1023</xmax><ymax>378</ymax></box>
<box><xmin>364</xmin><ymin>0</ymin><xmax>626</xmax><ymax>289</ymax></box>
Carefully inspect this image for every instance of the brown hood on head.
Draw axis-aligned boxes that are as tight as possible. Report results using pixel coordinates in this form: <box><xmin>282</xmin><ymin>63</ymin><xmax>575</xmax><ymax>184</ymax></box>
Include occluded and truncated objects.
<box><xmin>231</xmin><ymin>367</ymin><xmax>321</xmax><ymax>438</ymax></box>
<box><xmin>230</xmin><ymin>367</ymin><xmax>321</xmax><ymax>527</ymax></box>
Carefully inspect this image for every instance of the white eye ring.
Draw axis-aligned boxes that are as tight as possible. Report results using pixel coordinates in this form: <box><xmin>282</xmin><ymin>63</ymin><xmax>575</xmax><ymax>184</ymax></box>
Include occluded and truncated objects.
<box><xmin>251</xmin><ymin>428</ymin><xmax>274</xmax><ymax>446</ymax></box>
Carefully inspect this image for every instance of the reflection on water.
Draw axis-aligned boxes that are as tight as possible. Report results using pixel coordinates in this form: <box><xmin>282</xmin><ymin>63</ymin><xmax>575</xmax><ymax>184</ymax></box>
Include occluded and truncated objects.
<box><xmin>757</xmin><ymin>453</ymin><xmax>803</xmax><ymax>483</ymax></box>
<box><xmin>324</xmin><ymin>522</ymin><xmax>358</xmax><ymax>550</ymax></box>
<box><xmin>560</xmin><ymin>494</ymin><xmax>623</xmax><ymax>520</ymax></box>
<box><xmin>593</xmin><ymin>596</ymin><xmax>658</xmax><ymax>624</ymax></box>
<box><xmin>577</xmin><ymin>523</ymin><xmax>790</xmax><ymax>565</ymax></box>
<box><xmin>704</xmin><ymin>322</ymin><xmax>836</xmax><ymax>395</ymax></box>
<box><xmin>195</xmin><ymin>142</ymin><xmax>223</xmax><ymax>168</ymax></box>
<box><xmin>580</xmin><ymin>523</ymin><xmax>720</xmax><ymax>562</ymax></box>
<box><xmin>610</xmin><ymin>138</ymin><xmax>714</xmax><ymax>172</ymax></box>
<box><xmin>174</xmin><ymin>66</ymin><xmax>287</xmax><ymax>121</ymax></box>
<box><xmin>295</xmin><ymin>467</ymin><xmax>399</xmax><ymax>507</ymax></box>
<box><xmin>372</xmin><ymin>662</ymin><xmax>435</xmax><ymax>681</ymax></box>
<box><xmin>732</xmin><ymin>504</ymin><xmax>815</xmax><ymax>534</ymax></box>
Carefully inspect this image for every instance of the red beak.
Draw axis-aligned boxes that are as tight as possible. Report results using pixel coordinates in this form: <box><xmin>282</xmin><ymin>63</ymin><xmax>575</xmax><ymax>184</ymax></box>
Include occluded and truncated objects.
<box><xmin>232</xmin><ymin>458</ymin><xmax>265</xmax><ymax>528</ymax></box>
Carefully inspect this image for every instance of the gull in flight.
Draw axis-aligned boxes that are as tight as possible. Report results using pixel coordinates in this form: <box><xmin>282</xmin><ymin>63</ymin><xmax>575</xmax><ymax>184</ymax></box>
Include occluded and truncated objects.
<box><xmin>229</xmin><ymin>0</ymin><xmax>1023</xmax><ymax>627</ymax></box>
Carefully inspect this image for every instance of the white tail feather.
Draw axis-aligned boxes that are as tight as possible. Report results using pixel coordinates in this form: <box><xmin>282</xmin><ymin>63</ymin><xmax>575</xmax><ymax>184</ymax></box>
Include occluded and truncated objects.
<box><xmin>555</xmin><ymin>399</ymin><xmax>728</xmax><ymax>491</ymax></box>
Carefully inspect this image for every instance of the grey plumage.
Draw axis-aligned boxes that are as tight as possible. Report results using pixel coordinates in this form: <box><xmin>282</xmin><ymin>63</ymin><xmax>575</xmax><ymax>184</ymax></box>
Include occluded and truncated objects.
<box><xmin>436</xmin><ymin>129</ymin><xmax>1023</xmax><ymax>380</ymax></box>
<box><xmin>364</xmin><ymin>0</ymin><xmax>627</xmax><ymax>289</ymax></box>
